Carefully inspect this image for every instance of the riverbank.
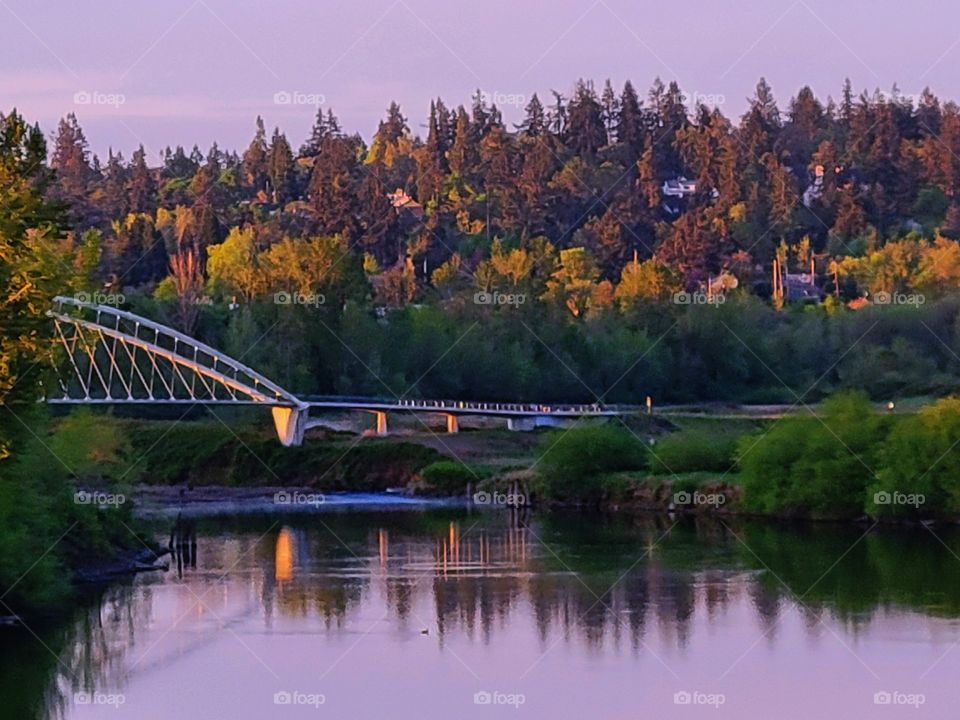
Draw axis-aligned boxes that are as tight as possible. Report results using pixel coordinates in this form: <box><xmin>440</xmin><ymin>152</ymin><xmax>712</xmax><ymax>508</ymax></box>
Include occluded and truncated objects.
<box><xmin>58</xmin><ymin>391</ymin><xmax>960</xmax><ymax>525</ymax></box>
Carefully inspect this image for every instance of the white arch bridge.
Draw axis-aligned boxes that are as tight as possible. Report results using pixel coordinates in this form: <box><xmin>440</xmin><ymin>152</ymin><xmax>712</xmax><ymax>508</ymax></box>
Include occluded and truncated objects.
<box><xmin>47</xmin><ymin>296</ymin><xmax>631</xmax><ymax>446</ymax></box>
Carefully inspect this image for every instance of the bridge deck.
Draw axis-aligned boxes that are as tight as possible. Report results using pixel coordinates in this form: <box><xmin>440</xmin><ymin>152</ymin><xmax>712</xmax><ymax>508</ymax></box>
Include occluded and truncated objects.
<box><xmin>49</xmin><ymin>397</ymin><xmax>632</xmax><ymax>417</ymax></box>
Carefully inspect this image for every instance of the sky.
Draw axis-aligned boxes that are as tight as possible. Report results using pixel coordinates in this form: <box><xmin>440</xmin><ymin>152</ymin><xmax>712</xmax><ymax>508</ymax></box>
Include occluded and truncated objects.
<box><xmin>0</xmin><ymin>0</ymin><xmax>958</xmax><ymax>160</ymax></box>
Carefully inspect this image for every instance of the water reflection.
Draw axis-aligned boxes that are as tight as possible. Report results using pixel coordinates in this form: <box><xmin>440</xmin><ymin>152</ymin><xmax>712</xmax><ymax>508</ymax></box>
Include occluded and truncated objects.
<box><xmin>6</xmin><ymin>510</ymin><xmax>960</xmax><ymax>719</ymax></box>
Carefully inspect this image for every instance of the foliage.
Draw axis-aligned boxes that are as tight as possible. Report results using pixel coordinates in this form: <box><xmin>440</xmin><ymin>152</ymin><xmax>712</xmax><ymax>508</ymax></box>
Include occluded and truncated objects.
<box><xmin>48</xmin><ymin>409</ymin><xmax>141</xmax><ymax>483</ymax></box>
<box><xmin>419</xmin><ymin>460</ymin><xmax>475</xmax><ymax>495</ymax></box>
<box><xmin>649</xmin><ymin>429</ymin><xmax>739</xmax><ymax>474</ymax></box>
<box><xmin>738</xmin><ymin>392</ymin><xmax>888</xmax><ymax>517</ymax></box>
<box><xmin>868</xmin><ymin>398</ymin><xmax>960</xmax><ymax>518</ymax></box>
<box><xmin>536</xmin><ymin>424</ymin><xmax>647</xmax><ymax>503</ymax></box>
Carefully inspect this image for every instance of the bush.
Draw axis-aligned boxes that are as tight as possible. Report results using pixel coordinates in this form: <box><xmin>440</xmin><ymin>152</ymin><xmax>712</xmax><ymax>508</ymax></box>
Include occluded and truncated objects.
<box><xmin>536</xmin><ymin>424</ymin><xmax>647</xmax><ymax>503</ymax></box>
<box><xmin>868</xmin><ymin>397</ymin><xmax>960</xmax><ymax>518</ymax></box>
<box><xmin>0</xmin><ymin>409</ymin><xmax>141</xmax><ymax>616</ymax></box>
<box><xmin>649</xmin><ymin>430</ymin><xmax>738</xmax><ymax>474</ymax></box>
<box><xmin>420</xmin><ymin>461</ymin><xmax>475</xmax><ymax>495</ymax></box>
<box><xmin>739</xmin><ymin>392</ymin><xmax>887</xmax><ymax>518</ymax></box>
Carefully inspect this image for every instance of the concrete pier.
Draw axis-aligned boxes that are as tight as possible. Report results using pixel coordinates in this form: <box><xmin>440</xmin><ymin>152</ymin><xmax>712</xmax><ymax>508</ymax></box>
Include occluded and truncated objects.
<box><xmin>272</xmin><ymin>406</ymin><xmax>307</xmax><ymax>446</ymax></box>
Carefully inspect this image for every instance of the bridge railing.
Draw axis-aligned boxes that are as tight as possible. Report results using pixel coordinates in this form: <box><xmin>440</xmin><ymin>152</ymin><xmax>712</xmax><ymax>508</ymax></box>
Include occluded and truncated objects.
<box><xmin>49</xmin><ymin>296</ymin><xmax>300</xmax><ymax>406</ymax></box>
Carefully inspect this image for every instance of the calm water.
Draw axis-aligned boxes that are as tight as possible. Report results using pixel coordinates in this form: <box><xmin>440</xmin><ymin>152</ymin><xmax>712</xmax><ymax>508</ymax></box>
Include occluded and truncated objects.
<box><xmin>5</xmin><ymin>507</ymin><xmax>960</xmax><ymax>719</ymax></box>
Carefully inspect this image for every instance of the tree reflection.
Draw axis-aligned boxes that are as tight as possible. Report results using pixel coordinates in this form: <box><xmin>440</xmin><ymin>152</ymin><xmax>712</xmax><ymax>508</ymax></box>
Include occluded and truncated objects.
<box><xmin>14</xmin><ymin>510</ymin><xmax>960</xmax><ymax>719</ymax></box>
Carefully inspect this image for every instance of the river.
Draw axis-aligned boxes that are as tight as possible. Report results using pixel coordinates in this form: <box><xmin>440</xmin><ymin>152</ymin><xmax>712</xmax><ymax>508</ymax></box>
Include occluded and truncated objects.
<box><xmin>4</xmin><ymin>501</ymin><xmax>960</xmax><ymax>718</ymax></box>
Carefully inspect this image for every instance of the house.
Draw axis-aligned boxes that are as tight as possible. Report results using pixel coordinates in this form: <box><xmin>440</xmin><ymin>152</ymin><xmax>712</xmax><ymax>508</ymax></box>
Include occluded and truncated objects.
<box><xmin>387</xmin><ymin>188</ymin><xmax>424</xmax><ymax>220</ymax></box>
<box><xmin>662</xmin><ymin>176</ymin><xmax>697</xmax><ymax>198</ymax></box>
<box><xmin>783</xmin><ymin>272</ymin><xmax>819</xmax><ymax>302</ymax></box>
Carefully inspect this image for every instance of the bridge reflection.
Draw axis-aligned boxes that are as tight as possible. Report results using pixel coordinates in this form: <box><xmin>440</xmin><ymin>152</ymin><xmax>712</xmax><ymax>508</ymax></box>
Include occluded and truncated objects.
<box><xmin>17</xmin><ymin>512</ymin><xmax>960</xmax><ymax>719</ymax></box>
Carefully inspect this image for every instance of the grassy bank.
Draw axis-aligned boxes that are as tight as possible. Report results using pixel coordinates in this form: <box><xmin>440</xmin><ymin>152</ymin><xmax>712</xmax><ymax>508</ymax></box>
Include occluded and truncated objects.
<box><xmin>37</xmin><ymin>391</ymin><xmax>960</xmax><ymax>530</ymax></box>
<box><xmin>526</xmin><ymin>393</ymin><xmax>960</xmax><ymax>522</ymax></box>
<box><xmin>0</xmin><ymin>409</ymin><xmax>153</xmax><ymax>619</ymax></box>
<box><xmin>121</xmin><ymin>418</ymin><xmax>450</xmax><ymax>491</ymax></box>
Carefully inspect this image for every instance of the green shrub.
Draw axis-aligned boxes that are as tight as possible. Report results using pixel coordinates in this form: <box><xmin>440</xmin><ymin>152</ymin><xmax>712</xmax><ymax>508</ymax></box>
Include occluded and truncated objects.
<box><xmin>739</xmin><ymin>391</ymin><xmax>887</xmax><ymax>518</ymax></box>
<box><xmin>420</xmin><ymin>460</ymin><xmax>475</xmax><ymax>495</ymax></box>
<box><xmin>536</xmin><ymin>424</ymin><xmax>647</xmax><ymax>503</ymax></box>
<box><xmin>650</xmin><ymin>430</ymin><xmax>738</xmax><ymax>474</ymax></box>
<box><xmin>868</xmin><ymin>397</ymin><xmax>960</xmax><ymax>518</ymax></box>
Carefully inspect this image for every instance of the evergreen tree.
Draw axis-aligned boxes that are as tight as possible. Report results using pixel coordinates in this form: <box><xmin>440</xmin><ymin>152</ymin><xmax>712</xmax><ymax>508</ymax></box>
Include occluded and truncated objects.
<box><xmin>127</xmin><ymin>145</ymin><xmax>156</xmax><ymax>215</ymax></box>
<box><xmin>268</xmin><ymin>128</ymin><xmax>294</xmax><ymax>203</ymax></box>
<box><xmin>241</xmin><ymin>116</ymin><xmax>269</xmax><ymax>196</ymax></box>
<box><xmin>565</xmin><ymin>80</ymin><xmax>606</xmax><ymax>155</ymax></box>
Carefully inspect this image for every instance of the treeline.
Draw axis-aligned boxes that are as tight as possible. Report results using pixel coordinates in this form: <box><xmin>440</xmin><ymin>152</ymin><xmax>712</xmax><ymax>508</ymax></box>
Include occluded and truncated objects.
<box><xmin>9</xmin><ymin>77</ymin><xmax>960</xmax><ymax>406</ymax></box>
<box><xmin>36</xmin><ymin>76</ymin><xmax>960</xmax><ymax>292</ymax></box>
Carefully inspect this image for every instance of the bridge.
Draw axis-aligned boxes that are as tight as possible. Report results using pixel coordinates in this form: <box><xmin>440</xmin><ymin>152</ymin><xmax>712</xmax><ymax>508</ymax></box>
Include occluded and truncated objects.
<box><xmin>46</xmin><ymin>296</ymin><xmax>630</xmax><ymax>446</ymax></box>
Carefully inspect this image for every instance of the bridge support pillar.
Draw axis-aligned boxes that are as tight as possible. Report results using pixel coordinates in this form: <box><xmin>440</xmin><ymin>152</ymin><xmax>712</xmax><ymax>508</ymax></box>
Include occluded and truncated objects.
<box><xmin>444</xmin><ymin>414</ymin><xmax>460</xmax><ymax>434</ymax></box>
<box><xmin>373</xmin><ymin>410</ymin><xmax>388</xmax><ymax>435</ymax></box>
<box><xmin>272</xmin><ymin>406</ymin><xmax>307</xmax><ymax>447</ymax></box>
<box><xmin>507</xmin><ymin>417</ymin><xmax>536</xmax><ymax>432</ymax></box>
<box><xmin>507</xmin><ymin>415</ymin><xmax>576</xmax><ymax>432</ymax></box>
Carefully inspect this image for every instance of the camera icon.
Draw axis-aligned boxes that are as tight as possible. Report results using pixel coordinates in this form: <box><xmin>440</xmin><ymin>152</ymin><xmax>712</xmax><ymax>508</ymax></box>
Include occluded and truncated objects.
<box><xmin>75</xmin><ymin>692</ymin><xmax>90</xmax><ymax>705</ymax></box>
<box><xmin>472</xmin><ymin>491</ymin><xmax>491</xmax><ymax>505</ymax></box>
<box><xmin>274</xmin><ymin>691</ymin><xmax>292</xmax><ymax>705</ymax></box>
<box><xmin>273</xmin><ymin>91</ymin><xmax>292</xmax><ymax>105</ymax></box>
<box><xmin>473</xmin><ymin>292</ymin><xmax>492</xmax><ymax>305</ymax></box>
<box><xmin>874</xmin><ymin>691</ymin><xmax>892</xmax><ymax>705</ymax></box>
<box><xmin>73</xmin><ymin>91</ymin><xmax>91</xmax><ymax>105</ymax></box>
<box><xmin>274</xmin><ymin>291</ymin><xmax>291</xmax><ymax>305</ymax></box>
<box><xmin>674</xmin><ymin>691</ymin><xmax>692</xmax><ymax>705</ymax></box>
<box><xmin>74</xmin><ymin>490</ymin><xmax>91</xmax><ymax>505</ymax></box>
<box><xmin>673</xmin><ymin>491</ymin><xmax>691</xmax><ymax>505</ymax></box>
<box><xmin>474</xmin><ymin>691</ymin><xmax>492</xmax><ymax>705</ymax></box>
<box><xmin>873</xmin><ymin>491</ymin><xmax>891</xmax><ymax>505</ymax></box>
<box><xmin>672</xmin><ymin>292</ymin><xmax>691</xmax><ymax>305</ymax></box>
<box><xmin>873</xmin><ymin>290</ymin><xmax>891</xmax><ymax>305</ymax></box>
<box><xmin>74</xmin><ymin>291</ymin><xmax>90</xmax><ymax>304</ymax></box>
<box><xmin>274</xmin><ymin>491</ymin><xmax>291</xmax><ymax>505</ymax></box>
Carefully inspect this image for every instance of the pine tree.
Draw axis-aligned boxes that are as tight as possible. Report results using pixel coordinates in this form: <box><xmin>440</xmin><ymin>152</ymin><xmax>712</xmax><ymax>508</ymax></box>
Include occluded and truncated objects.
<box><xmin>268</xmin><ymin>128</ymin><xmax>294</xmax><ymax>203</ymax></box>
<box><xmin>50</xmin><ymin>113</ymin><xmax>93</xmax><ymax>197</ymax></box>
<box><xmin>565</xmin><ymin>80</ymin><xmax>606</xmax><ymax>155</ymax></box>
<box><xmin>241</xmin><ymin>116</ymin><xmax>269</xmax><ymax>196</ymax></box>
<box><xmin>616</xmin><ymin>80</ymin><xmax>644</xmax><ymax>153</ymax></box>
<box><xmin>601</xmin><ymin>79</ymin><xmax>619</xmax><ymax>145</ymax></box>
<box><xmin>308</xmin><ymin>135</ymin><xmax>361</xmax><ymax>239</ymax></box>
<box><xmin>127</xmin><ymin>145</ymin><xmax>156</xmax><ymax>215</ymax></box>
<box><xmin>518</xmin><ymin>94</ymin><xmax>546</xmax><ymax>137</ymax></box>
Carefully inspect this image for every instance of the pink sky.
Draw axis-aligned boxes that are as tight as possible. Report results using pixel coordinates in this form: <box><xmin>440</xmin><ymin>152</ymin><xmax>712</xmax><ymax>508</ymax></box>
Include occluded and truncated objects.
<box><xmin>0</xmin><ymin>0</ymin><xmax>956</xmax><ymax>159</ymax></box>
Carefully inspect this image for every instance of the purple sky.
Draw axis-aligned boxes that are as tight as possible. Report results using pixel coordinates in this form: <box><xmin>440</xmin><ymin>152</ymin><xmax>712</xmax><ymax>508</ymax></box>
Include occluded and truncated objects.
<box><xmin>0</xmin><ymin>0</ymin><xmax>956</xmax><ymax>160</ymax></box>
